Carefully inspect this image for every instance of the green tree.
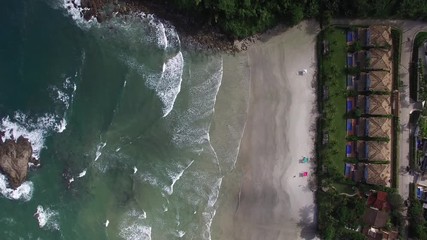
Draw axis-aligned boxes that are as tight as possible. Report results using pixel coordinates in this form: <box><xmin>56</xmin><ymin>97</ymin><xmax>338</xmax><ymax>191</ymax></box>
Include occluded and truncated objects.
<box><xmin>289</xmin><ymin>4</ymin><xmax>304</xmax><ymax>26</ymax></box>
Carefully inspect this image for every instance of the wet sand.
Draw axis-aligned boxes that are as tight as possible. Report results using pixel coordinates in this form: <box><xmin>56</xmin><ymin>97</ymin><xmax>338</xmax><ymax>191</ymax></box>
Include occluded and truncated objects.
<box><xmin>212</xmin><ymin>21</ymin><xmax>320</xmax><ymax>240</ymax></box>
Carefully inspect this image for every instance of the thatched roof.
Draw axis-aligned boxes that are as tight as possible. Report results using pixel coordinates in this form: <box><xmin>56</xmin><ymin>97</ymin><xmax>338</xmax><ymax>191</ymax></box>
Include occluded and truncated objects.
<box><xmin>366</xmin><ymin>164</ymin><xmax>391</xmax><ymax>186</ymax></box>
<box><xmin>366</xmin><ymin>95</ymin><xmax>392</xmax><ymax>115</ymax></box>
<box><xmin>368</xmin><ymin>117</ymin><xmax>392</xmax><ymax>138</ymax></box>
<box><xmin>369</xmin><ymin>48</ymin><xmax>392</xmax><ymax>71</ymax></box>
<box><xmin>367</xmin><ymin>71</ymin><xmax>392</xmax><ymax>92</ymax></box>
<box><xmin>367</xmin><ymin>141</ymin><xmax>391</xmax><ymax>162</ymax></box>
<box><xmin>368</xmin><ymin>25</ymin><xmax>392</xmax><ymax>46</ymax></box>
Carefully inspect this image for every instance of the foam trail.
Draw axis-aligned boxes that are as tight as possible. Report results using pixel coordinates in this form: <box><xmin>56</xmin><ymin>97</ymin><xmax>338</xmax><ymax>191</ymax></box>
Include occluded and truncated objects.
<box><xmin>202</xmin><ymin>178</ymin><xmax>222</xmax><ymax>240</ymax></box>
<box><xmin>95</xmin><ymin>142</ymin><xmax>107</xmax><ymax>161</ymax></box>
<box><xmin>166</xmin><ymin>160</ymin><xmax>194</xmax><ymax>195</ymax></box>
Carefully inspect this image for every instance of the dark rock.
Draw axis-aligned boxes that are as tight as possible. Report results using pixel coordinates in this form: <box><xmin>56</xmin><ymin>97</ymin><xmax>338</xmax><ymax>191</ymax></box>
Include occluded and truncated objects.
<box><xmin>0</xmin><ymin>136</ymin><xmax>33</xmax><ymax>189</ymax></box>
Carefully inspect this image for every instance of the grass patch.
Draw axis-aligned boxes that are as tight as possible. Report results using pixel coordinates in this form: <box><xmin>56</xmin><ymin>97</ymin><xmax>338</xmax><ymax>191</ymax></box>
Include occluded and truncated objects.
<box><xmin>320</xmin><ymin>26</ymin><xmax>348</xmax><ymax>173</ymax></box>
<box><xmin>333</xmin><ymin>182</ymin><xmax>355</xmax><ymax>194</ymax></box>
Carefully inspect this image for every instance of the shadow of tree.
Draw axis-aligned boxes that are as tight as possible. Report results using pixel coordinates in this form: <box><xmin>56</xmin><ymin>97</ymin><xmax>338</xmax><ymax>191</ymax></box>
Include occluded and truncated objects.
<box><xmin>297</xmin><ymin>205</ymin><xmax>318</xmax><ymax>240</ymax></box>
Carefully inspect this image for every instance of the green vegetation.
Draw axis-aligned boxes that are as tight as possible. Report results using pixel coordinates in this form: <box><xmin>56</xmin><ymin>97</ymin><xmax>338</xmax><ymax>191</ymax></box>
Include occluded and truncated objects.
<box><xmin>408</xmin><ymin>198</ymin><xmax>427</xmax><ymax>239</ymax></box>
<box><xmin>316</xmin><ymin>26</ymin><xmax>404</xmax><ymax>239</ymax></box>
<box><xmin>420</xmin><ymin>117</ymin><xmax>427</xmax><ymax>138</ymax></box>
<box><xmin>410</xmin><ymin>32</ymin><xmax>427</xmax><ymax>101</ymax></box>
<box><xmin>316</xmin><ymin>26</ymin><xmax>368</xmax><ymax>239</ymax></box>
<box><xmin>391</xmin><ymin>29</ymin><xmax>401</xmax><ymax>189</ymax></box>
<box><xmin>317</xmin><ymin>190</ymin><xmax>365</xmax><ymax>238</ymax></box>
<box><xmin>165</xmin><ymin>0</ymin><xmax>427</xmax><ymax>38</ymax></box>
<box><xmin>318</xmin><ymin>27</ymin><xmax>347</xmax><ymax>174</ymax></box>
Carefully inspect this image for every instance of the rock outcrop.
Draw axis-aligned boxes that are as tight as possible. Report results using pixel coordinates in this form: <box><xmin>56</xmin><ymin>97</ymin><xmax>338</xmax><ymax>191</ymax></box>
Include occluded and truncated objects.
<box><xmin>0</xmin><ymin>136</ymin><xmax>33</xmax><ymax>188</ymax></box>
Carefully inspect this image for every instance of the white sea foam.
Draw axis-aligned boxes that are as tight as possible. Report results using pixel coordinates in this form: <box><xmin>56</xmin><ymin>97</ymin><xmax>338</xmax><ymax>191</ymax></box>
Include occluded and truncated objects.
<box><xmin>77</xmin><ymin>169</ymin><xmax>86</xmax><ymax>178</ymax></box>
<box><xmin>0</xmin><ymin>112</ymin><xmax>66</xmax><ymax>159</ymax></box>
<box><xmin>202</xmin><ymin>178</ymin><xmax>222</xmax><ymax>240</ymax></box>
<box><xmin>145</xmin><ymin>52</ymin><xmax>184</xmax><ymax>117</ymax></box>
<box><xmin>49</xmin><ymin>75</ymin><xmax>78</xmax><ymax>134</ymax></box>
<box><xmin>155</xmin><ymin>22</ymin><xmax>168</xmax><ymax>49</ymax></box>
<box><xmin>165</xmin><ymin>160</ymin><xmax>194</xmax><ymax>195</ymax></box>
<box><xmin>120</xmin><ymin>223</ymin><xmax>152</xmax><ymax>240</ymax></box>
<box><xmin>0</xmin><ymin>174</ymin><xmax>33</xmax><ymax>201</ymax></box>
<box><xmin>94</xmin><ymin>142</ymin><xmax>107</xmax><ymax>161</ymax></box>
<box><xmin>57</xmin><ymin>118</ymin><xmax>67</xmax><ymax>133</ymax></box>
<box><xmin>127</xmin><ymin>209</ymin><xmax>146</xmax><ymax>220</ymax></box>
<box><xmin>176</xmin><ymin>230</ymin><xmax>186</xmax><ymax>238</ymax></box>
<box><xmin>62</xmin><ymin>0</ymin><xmax>97</xmax><ymax>28</ymax></box>
<box><xmin>171</xmin><ymin>58</ymin><xmax>223</xmax><ymax>148</ymax></box>
<box><xmin>120</xmin><ymin>210</ymin><xmax>151</xmax><ymax>240</ymax></box>
<box><xmin>34</xmin><ymin>205</ymin><xmax>60</xmax><ymax>230</ymax></box>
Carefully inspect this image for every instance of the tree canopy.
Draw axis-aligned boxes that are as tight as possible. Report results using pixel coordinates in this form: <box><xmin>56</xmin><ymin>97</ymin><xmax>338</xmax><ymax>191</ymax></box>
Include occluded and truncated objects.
<box><xmin>158</xmin><ymin>0</ymin><xmax>427</xmax><ymax>38</ymax></box>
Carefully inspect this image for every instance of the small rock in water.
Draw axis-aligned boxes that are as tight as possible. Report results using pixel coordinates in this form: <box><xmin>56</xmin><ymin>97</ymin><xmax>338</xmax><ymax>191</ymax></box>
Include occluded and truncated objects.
<box><xmin>133</xmin><ymin>166</ymin><xmax>137</xmax><ymax>174</ymax></box>
<box><xmin>105</xmin><ymin>219</ymin><xmax>109</xmax><ymax>227</ymax></box>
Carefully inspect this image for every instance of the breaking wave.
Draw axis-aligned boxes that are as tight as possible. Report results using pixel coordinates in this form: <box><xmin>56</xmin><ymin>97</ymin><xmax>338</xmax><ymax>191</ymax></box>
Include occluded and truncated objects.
<box><xmin>0</xmin><ymin>112</ymin><xmax>68</xmax><ymax>159</ymax></box>
<box><xmin>0</xmin><ymin>173</ymin><xmax>33</xmax><ymax>201</ymax></box>
<box><xmin>146</xmin><ymin>52</ymin><xmax>184</xmax><ymax>117</ymax></box>
<box><xmin>62</xmin><ymin>0</ymin><xmax>97</xmax><ymax>28</ymax></box>
<box><xmin>119</xmin><ymin>209</ymin><xmax>151</xmax><ymax>240</ymax></box>
<box><xmin>34</xmin><ymin>205</ymin><xmax>60</xmax><ymax>230</ymax></box>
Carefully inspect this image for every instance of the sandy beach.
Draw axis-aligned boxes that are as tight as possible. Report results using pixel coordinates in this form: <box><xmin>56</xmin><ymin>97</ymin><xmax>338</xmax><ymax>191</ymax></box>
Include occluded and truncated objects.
<box><xmin>212</xmin><ymin>21</ymin><xmax>320</xmax><ymax>240</ymax></box>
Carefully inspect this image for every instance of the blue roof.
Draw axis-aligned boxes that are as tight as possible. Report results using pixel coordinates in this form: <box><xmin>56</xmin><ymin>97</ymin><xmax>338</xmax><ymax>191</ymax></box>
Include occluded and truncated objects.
<box><xmin>347</xmin><ymin>100</ymin><xmax>353</xmax><ymax>111</ymax></box>
<box><xmin>346</xmin><ymin>144</ymin><xmax>352</xmax><ymax>154</ymax></box>
<box><xmin>347</xmin><ymin>119</ymin><xmax>353</xmax><ymax>131</ymax></box>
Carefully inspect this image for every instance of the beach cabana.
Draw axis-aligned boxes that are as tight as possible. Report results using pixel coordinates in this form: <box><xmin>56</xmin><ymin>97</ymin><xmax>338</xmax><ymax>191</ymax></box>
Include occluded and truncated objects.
<box><xmin>367</xmin><ymin>117</ymin><xmax>392</xmax><ymax>138</ymax></box>
<box><xmin>367</xmin><ymin>25</ymin><xmax>392</xmax><ymax>47</ymax></box>
<box><xmin>357</xmin><ymin>117</ymin><xmax>392</xmax><ymax>139</ymax></box>
<box><xmin>365</xmin><ymin>164</ymin><xmax>391</xmax><ymax>187</ymax></box>
<box><xmin>357</xmin><ymin>95</ymin><xmax>392</xmax><ymax>115</ymax></box>
<box><xmin>358</xmin><ymin>71</ymin><xmax>392</xmax><ymax>92</ymax></box>
<box><xmin>357</xmin><ymin>141</ymin><xmax>391</xmax><ymax>162</ymax></box>
<box><xmin>368</xmin><ymin>48</ymin><xmax>392</xmax><ymax>71</ymax></box>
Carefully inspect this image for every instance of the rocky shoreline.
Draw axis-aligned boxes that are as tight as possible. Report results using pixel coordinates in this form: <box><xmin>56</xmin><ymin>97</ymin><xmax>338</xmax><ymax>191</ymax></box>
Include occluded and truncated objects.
<box><xmin>0</xmin><ymin>132</ymin><xmax>39</xmax><ymax>189</ymax></box>
<box><xmin>73</xmin><ymin>0</ymin><xmax>258</xmax><ymax>53</ymax></box>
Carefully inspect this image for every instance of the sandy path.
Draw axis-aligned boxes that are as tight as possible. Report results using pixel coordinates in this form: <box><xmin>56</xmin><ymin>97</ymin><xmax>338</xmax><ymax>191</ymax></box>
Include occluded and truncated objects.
<box><xmin>212</xmin><ymin>21</ymin><xmax>320</xmax><ymax>240</ymax></box>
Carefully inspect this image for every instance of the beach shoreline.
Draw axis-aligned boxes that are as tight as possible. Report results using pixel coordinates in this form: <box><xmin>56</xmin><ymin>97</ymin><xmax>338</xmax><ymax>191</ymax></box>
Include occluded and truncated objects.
<box><xmin>211</xmin><ymin>21</ymin><xmax>320</xmax><ymax>240</ymax></box>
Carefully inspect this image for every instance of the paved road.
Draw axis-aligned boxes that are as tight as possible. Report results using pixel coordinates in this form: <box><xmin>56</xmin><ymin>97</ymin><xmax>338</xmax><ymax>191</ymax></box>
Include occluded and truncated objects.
<box><xmin>332</xmin><ymin>20</ymin><xmax>427</xmax><ymax>235</ymax></box>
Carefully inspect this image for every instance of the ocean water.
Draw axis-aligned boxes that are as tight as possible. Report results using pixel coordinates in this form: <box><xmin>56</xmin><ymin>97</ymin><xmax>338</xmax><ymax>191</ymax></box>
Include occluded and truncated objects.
<box><xmin>0</xmin><ymin>0</ymin><xmax>248</xmax><ymax>239</ymax></box>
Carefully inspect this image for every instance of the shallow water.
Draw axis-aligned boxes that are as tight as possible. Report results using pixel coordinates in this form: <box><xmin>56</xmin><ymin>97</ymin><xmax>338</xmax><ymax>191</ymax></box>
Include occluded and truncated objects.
<box><xmin>0</xmin><ymin>1</ymin><xmax>248</xmax><ymax>239</ymax></box>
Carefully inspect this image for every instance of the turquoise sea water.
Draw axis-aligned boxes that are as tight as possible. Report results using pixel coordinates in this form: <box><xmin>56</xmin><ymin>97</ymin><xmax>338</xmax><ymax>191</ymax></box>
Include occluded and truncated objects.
<box><xmin>0</xmin><ymin>1</ymin><xmax>245</xmax><ymax>239</ymax></box>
